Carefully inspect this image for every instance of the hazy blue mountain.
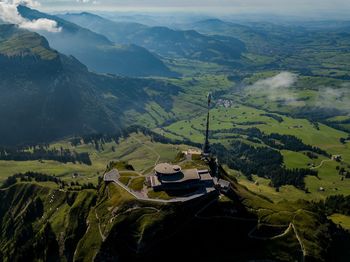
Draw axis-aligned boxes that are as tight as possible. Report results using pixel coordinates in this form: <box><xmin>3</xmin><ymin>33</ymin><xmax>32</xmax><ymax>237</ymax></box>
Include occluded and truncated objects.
<box><xmin>186</xmin><ymin>19</ymin><xmax>274</xmax><ymax>55</ymax></box>
<box><xmin>60</xmin><ymin>12</ymin><xmax>246</xmax><ymax>66</ymax></box>
<box><xmin>185</xmin><ymin>19</ymin><xmax>350</xmax><ymax>79</ymax></box>
<box><xmin>93</xmin><ymin>12</ymin><xmax>212</xmax><ymax>27</ymax></box>
<box><xmin>58</xmin><ymin>12</ymin><xmax>148</xmax><ymax>40</ymax></box>
<box><xmin>0</xmin><ymin>24</ymin><xmax>179</xmax><ymax>145</ymax></box>
<box><xmin>188</xmin><ymin>18</ymin><xmax>350</xmax><ymax>56</ymax></box>
<box><xmin>17</xmin><ymin>5</ymin><xmax>175</xmax><ymax>77</ymax></box>
<box><xmin>190</xmin><ymin>18</ymin><xmax>249</xmax><ymax>34</ymax></box>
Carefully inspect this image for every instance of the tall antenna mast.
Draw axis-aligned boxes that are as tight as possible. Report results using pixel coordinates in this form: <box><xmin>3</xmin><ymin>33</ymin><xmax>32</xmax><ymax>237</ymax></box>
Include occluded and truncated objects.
<box><xmin>203</xmin><ymin>92</ymin><xmax>212</xmax><ymax>156</ymax></box>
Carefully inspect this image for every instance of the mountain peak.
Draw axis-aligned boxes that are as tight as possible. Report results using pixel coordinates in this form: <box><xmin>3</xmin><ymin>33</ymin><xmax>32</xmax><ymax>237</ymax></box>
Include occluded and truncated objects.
<box><xmin>199</xmin><ymin>18</ymin><xmax>225</xmax><ymax>24</ymax></box>
<box><xmin>0</xmin><ymin>24</ymin><xmax>58</xmax><ymax>60</ymax></box>
<box><xmin>79</xmin><ymin>12</ymin><xmax>102</xmax><ymax>18</ymax></box>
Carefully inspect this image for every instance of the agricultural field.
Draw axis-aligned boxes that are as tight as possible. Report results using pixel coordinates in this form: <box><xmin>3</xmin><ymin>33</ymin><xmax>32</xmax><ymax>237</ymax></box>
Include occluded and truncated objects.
<box><xmin>131</xmin><ymin>70</ymin><xmax>350</xmax><ymax>206</ymax></box>
<box><xmin>156</xmin><ymin>91</ymin><xmax>350</xmax><ymax>201</ymax></box>
<box><xmin>1</xmin><ymin>70</ymin><xmax>350</xmax><ymax>204</ymax></box>
<box><xmin>126</xmin><ymin>74</ymin><xmax>234</xmax><ymax>129</ymax></box>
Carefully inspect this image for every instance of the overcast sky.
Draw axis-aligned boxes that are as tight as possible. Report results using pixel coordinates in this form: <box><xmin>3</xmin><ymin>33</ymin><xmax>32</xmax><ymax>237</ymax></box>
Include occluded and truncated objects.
<box><xmin>11</xmin><ymin>0</ymin><xmax>350</xmax><ymax>15</ymax></box>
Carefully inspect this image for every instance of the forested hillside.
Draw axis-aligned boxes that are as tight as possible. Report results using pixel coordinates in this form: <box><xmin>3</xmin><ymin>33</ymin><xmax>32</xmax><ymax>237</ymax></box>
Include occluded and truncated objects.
<box><xmin>0</xmin><ymin>24</ymin><xmax>179</xmax><ymax>145</ymax></box>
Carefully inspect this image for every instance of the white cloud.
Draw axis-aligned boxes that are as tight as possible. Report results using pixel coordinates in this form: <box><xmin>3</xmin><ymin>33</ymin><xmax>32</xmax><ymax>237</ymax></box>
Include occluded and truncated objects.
<box><xmin>252</xmin><ymin>72</ymin><xmax>297</xmax><ymax>90</ymax></box>
<box><xmin>247</xmin><ymin>72</ymin><xmax>350</xmax><ymax>112</ymax></box>
<box><xmin>0</xmin><ymin>0</ymin><xmax>61</xmax><ymax>32</ymax></box>
<box><xmin>315</xmin><ymin>87</ymin><xmax>350</xmax><ymax>111</ymax></box>
<box><xmin>76</xmin><ymin>0</ymin><xmax>100</xmax><ymax>5</ymax></box>
<box><xmin>247</xmin><ymin>72</ymin><xmax>299</xmax><ymax>104</ymax></box>
<box><xmin>20</xmin><ymin>17</ymin><xmax>61</xmax><ymax>32</ymax></box>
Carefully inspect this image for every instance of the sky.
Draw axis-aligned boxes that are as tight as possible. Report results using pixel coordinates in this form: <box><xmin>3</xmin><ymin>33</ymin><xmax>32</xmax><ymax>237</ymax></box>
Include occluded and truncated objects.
<box><xmin>1</xmin><ymin>0</ymin><xmax>350</xmax><ymax>22</ymax></box>
<box><xmin>26</xmin><ymin>0</ymin><xmax>350</xmax><ymax>15</ymax></box>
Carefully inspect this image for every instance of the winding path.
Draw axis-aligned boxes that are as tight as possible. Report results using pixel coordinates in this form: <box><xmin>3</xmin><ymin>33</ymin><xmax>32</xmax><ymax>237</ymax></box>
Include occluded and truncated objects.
<box><xmin>132</xmin><ymin>136</ymin><xmax>161</xmax><ymax>168</ymax></box>
<box><xmin>95</xmin><ymin>209</ymin><xmax>106</xmax><ymax>242</ymax></box>
<box><xmin>195</xmin><ymin>197</ymin><xmax>307</xmax><ymax>260</ymax></box>
<box><xmin>248</xmin><ymin>223</ymin><xmax>291</xmax><ymax>240</ymax></box>
<box><xmin>291</xmin><ymin>223</ymin><xmax>307</xmax><ymax>261</ymax></box>
<box><xmin>310</xmin><ymin>159</ymin><xmax>332</xmax><ymax>169</ymax></box>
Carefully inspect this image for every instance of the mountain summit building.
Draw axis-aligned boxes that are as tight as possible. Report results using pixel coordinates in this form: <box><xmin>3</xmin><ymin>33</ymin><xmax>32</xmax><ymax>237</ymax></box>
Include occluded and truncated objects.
<box><xmin>149</xmin><ymin>163</ymin><xmax>214</xmax><ymax>191</ymax></box>
<box><xmin>105</xmin><ymin>92</ymin><xmax>230</xmax><ymax>199</ymax></box>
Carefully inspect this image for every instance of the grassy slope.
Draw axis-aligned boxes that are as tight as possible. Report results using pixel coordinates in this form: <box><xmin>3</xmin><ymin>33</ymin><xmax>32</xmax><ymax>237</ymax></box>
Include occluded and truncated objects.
<box><xmin>0</xmin><ymin>182</ymin><xmax>96</xmax><ymax>261</ymax></box>
<box><xmin>0</xmin><ymin>152</ymin><xmax>343</xmax><ymax>261</ymax></box>
<box><xmin>0</xmin><ymin>133</ymin><xmax>188</xmax><ymax>184</ymax></box>
<box><xmin>0</xmin><ymin>28</ymin><xmax>58</xmax><ymax>60</ymax></box>
<box><xmin>329</xmin><ymin>214</ymin><xmax>350</xmax><ymax>231</ymax></box>
<box><xmin>93</xmin><ymin>177</ymin><xmax>334</xmax><ymax>261</ymax></box>
<box><xmin>1</xmin><ymin>70</ymin><xmax>349</xmax><ymax>201</ymax></box>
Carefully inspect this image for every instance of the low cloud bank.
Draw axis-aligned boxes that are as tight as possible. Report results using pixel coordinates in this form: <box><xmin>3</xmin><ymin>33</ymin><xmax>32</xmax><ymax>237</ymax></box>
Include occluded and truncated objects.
<box><xmin>315</xmin><ymin>87</ymin><xmax>350</xmax><ymax>110</ymax></box>
<box><xmin>0</xmin><ymin>0</ymin><xmax>61</xmax><ymax>33</ymax></box>
<box><xmin>247</xmin><ymin>71</ymin><xmax>299</xmax><ymax>104</ymax></box>
<box><xmin>247</xmin><ymin>71</ymin><xmax>350</xmax><ymax>111</ymax></box>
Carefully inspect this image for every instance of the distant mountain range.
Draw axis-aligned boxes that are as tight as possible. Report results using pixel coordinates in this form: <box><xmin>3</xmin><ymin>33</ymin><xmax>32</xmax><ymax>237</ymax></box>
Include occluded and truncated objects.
<box><xmin>179</xmin><ymin>18</ymin><xmax>350</xmax><ymax>78</ymax></box>
<box><xmin>59</xmin><ymin>12</ymin><xmax>246</xmax><ymax>67</ymax></box>
<box><xmin>17</xmin><ymin>5</ymin><xmax>175</xmax><ymax>77</ymax></box>
<box><xmin>0</xmin><ymin>24</ymin><xmax>179</xmax><ymax>145</ymax></box>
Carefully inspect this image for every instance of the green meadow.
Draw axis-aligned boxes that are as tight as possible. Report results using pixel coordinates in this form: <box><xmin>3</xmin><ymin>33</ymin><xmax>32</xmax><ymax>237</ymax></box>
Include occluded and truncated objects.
<box><xmin>0</xmin><ymin>133</ymin><xmax>188</xmax><ymax>185</ymax></box>
<box><xmin>329</xmin><ymin>214</ymin><xmax>350</xmax><ymax>231</ymax></box>
<box><xmin>1</xmin><ymin>72</ymin><xmax>350</xmax><ymax>203</ymax></box>
<box><xmin>159</xmin><ymin>99</ymin><xmax>350</xmax><ymax>201</ymax></box>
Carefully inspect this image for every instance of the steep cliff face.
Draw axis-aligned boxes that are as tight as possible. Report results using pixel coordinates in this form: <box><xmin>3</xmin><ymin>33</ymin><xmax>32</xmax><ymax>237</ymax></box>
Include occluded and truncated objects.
<box><xmin>0</xmin><ymin>24</ymin><xmax>62</xmax><ymax>78</ymax></box>
<box><xmin>0</xmin><ymin>25</ymin><xmax>180</xmax><ymax>145</ymax></box>
<box><xmin>0</xmin><ymin>53</ymin><xmax>62</xmax><ymax>77</ymax></box>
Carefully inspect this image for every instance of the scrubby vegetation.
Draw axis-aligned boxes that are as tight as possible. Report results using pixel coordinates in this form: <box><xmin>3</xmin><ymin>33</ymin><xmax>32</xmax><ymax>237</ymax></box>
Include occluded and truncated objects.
<box><xmin>0</xmin><ymin>181</ymin><xmax>97</xmax><ymax>261</ymax></box>
<box><xmin>1</xmin><ymin>172</ymin><xmax>96</xmax><ymax>191</ymax></box>
<box><xmin>0</xmin><ymin>145</ymin><xmax>91</xmax><ymax>165</ymax></box>
<box><xmin>0</xmin><ymin>144</ymin><xmax>348</xmax><ymax>261</ymax></box>
<box><xmin>312</xmin><ymin>195</ymin><xmax>350</xmax><ymax>216</ymax></box>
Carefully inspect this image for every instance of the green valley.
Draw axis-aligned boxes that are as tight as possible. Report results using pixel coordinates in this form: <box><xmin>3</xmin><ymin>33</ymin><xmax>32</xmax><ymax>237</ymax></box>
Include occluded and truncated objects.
<box><xmin>1</xmin><ymin>1</ymin><xmax>350</xmax><ymax>261</ymax></box>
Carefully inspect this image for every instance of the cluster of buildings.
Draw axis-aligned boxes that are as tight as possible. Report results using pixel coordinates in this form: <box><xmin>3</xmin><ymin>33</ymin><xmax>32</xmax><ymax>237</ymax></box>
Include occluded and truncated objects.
<box><xmin>148</xmin><ymin>93</ymin><xmax>229</xmax><ymax>194</ymax></box>
<box><xmin>149</xmin><ymin>162</ymin><xmax>213</xmax><ymax>190</ymax></box>
<box><xmin>148</xmin><ymin>161</ymin><xmax>229</xmax><ymax>194</ymax></box>
<box><xmin>104</xmin><ymin>93</ymin><xmax>231</xmax><ymax>200</ymax></box>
